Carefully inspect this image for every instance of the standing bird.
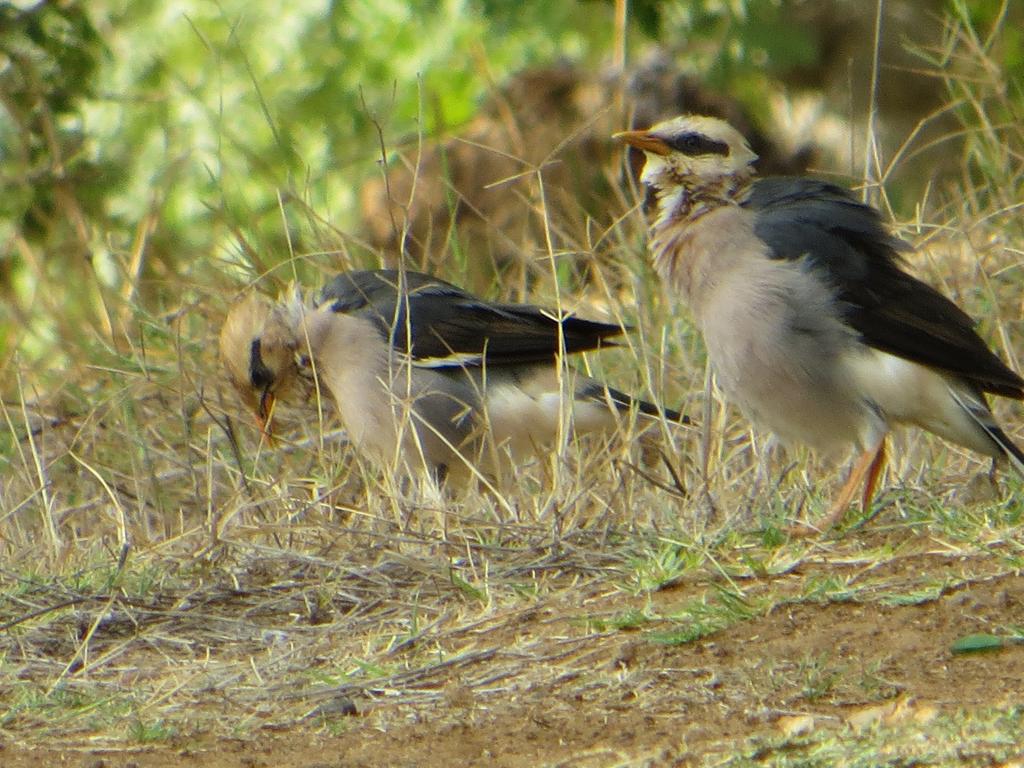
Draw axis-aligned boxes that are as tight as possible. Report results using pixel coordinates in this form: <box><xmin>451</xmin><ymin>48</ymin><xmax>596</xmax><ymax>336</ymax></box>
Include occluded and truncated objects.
<box><xmin>616</xmin><ymin>114</ymin><xmax>1024</xmax><ymax>529</ymax></box>
<box><xmin>220</xmin><ymin>269</ymin><xmax>683</xmax><ymax>480</ymax></box>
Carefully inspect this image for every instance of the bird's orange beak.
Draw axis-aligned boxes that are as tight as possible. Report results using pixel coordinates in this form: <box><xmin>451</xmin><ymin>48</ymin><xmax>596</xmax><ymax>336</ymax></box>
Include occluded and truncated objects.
<box><xmin>613</xmin><ymin>130</ymin><xmax>671</xmax><ymax>156</ymax></box>
<box><xmin>256</xmin><ymin>388</ymin><xmax>277</xmax><ymax>444</ymax></box>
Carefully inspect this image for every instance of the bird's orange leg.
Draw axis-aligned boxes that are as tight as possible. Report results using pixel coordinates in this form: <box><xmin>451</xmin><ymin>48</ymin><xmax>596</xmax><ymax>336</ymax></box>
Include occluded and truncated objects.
<box><xmin>788</xmin><ymin>437</ymin><xmax>886</xmax><ymax>535</ymax></box>
<box><xmin>860</xmin><ymin>438</ymin><xmax>887</xmax><ymax>513</ymax></box>
<box><xmin>819</xmin><ymin>437</ymin><xmax>887</xmax><ymax>530</ymax></box>
<box><xmin>255</xmin><ymin>392</ymin><xmax>278</xmax><ymax>447</ymax></box>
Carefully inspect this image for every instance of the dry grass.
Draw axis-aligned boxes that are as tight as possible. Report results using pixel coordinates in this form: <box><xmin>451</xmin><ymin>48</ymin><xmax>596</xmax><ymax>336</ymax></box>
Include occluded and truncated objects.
<box><xmin>2</xmin><ymin>6</ymin><xmax>1024</xmax><ymax>765</ymax></box>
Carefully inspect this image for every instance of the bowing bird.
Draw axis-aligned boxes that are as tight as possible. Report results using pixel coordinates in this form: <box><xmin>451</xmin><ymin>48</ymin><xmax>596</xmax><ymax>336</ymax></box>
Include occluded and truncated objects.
<box><xmin>616</xmin><ymin>114</ymin><xmax>1023</xmax><ymax>528</ymax></box>
<box><xmin>220</xmin><ymin>269</ymin><xmax>683</xmax><ymax>480</ymax></box>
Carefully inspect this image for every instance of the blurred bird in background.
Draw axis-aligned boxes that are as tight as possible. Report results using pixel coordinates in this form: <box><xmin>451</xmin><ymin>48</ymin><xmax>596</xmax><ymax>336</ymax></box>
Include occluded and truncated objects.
<box><xmin>220</xmin><ymin>269</ymin><xmax>684</xmax><ymax>481</ymax></box>
<box><xmin>617</xmin><ymin>114</ymin><xmax>1024</xmax><ymax>530</ymax></box>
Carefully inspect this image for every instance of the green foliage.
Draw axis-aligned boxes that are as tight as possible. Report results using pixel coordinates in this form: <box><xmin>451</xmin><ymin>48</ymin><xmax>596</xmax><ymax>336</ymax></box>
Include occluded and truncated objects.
<box><xmin>652</xmin><ymin>0</ymin><xmax>820</xmax><ymax>79</ymax></box>
<box><xmin>627</xmin><ymin>540</ymin><xmax>701</xmax><ymax>591</ymax></box>
<box><xmin>586</xmin><ymin>607</ymin><xmax>655</xmax><ymax>631</ymax></box>
<box><xmin>0</xmin><ymin>2</ymin><xmax>108</xmax><ymax>293</ymax></box>
<box><xmin>127</xmin><ymin>717</ymin><xmax>178</xmax><ymax>742</ymax></box>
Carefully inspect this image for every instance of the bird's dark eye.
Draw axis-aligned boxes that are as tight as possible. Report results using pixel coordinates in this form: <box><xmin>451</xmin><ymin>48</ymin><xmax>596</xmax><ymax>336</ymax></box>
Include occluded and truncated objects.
<box><xmin>665</xmin><ymin>132</ymin><xmax>729</xmax><ymax>157</ymax></box>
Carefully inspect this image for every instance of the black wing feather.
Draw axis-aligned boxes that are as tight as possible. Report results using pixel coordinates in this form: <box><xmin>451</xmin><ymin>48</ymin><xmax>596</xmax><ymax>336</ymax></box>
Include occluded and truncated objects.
<box><xmin>746</xmin><ymin>178</ymin><xmax>1024</xmax><ymax>398</ymax></box>
<box><xmin>319</xmin><ymin>270</ymin><xmax>623</xmax><ymax>366</ymax></box>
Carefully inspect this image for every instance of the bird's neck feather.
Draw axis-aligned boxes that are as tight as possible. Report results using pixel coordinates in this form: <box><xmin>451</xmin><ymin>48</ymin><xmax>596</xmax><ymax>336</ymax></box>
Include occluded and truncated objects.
<box><xmin>647</xmin><ymin>172</ymin><xmax>753</xmax><ymax>303</ymax></box>
<box><xmin>651</xmin><ymin>171</ymin><xmax>751</xmax><ymax>230</ymax></box>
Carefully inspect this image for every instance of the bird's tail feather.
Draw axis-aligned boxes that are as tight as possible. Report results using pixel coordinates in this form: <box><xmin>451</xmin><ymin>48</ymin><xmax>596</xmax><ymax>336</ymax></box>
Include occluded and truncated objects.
<box><xmin>949</xmin><ymin>387</ymin><xmax>1024</xmax><ymax>478</ymax></box>
<box><xmin>601</xmin><ymin>385</ymin><xmax>689</xmax><ymax>424</ymax></box>
<box><xmin>985</xmin><ymin>424</ymin><xmax>1024</xmax><ymax>478</ymax></box>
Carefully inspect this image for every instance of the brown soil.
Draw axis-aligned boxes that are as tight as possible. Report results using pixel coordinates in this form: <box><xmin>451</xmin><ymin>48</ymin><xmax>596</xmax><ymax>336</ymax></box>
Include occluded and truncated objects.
<box><xmin>2</xmin><ymin>544</ymin><xmax>1023</xmax><ymax>768</ymax></box>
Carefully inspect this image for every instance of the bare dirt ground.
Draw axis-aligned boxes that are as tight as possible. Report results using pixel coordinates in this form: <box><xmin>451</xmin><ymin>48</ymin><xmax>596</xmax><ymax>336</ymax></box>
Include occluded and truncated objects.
<box><xmin>3</xmin><ymin>527</ymin><xmax>1023</xmax><ymax>768</ymax></box>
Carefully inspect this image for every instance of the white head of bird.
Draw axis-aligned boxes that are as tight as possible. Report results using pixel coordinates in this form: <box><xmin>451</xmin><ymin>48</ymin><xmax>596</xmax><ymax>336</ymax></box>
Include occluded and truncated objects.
<box><xmin>219</xmin><ymin>286</ymin><xmax>312</xmax><ymax>434</ymax></box>
<box><xmin>616</xmin><ymin>115</ymin><xmax>758</xmax><ymax>222</ymax></box>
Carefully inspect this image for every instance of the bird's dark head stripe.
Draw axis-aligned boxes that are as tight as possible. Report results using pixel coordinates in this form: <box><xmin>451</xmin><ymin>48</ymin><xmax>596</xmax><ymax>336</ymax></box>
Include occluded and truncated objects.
<box><xmin>249</xmin><ymin>339</ymin><xmax>275</xmax><ymax>390</ymax></box>
<box><xmin>664</xmin><ymin>132</ymin><xmax>729</xmax><ymax>157</ymax></box>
